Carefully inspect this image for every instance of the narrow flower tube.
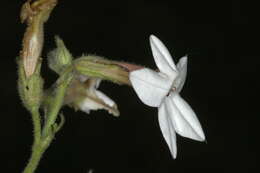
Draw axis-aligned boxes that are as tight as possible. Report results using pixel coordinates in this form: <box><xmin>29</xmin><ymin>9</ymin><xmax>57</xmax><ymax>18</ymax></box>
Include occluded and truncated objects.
<box><xmin>48</xmin><ymin>36</ymin><xmax>73</xmax><ymax>74</ymax></box>
<box><xmin>74</xmin><ymin>56</ymin><xmax>131</xmax><ymax>85</ymax></box>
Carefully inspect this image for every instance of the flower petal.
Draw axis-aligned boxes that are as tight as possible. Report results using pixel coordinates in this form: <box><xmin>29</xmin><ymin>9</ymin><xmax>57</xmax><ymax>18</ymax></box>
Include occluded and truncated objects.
<box><xmin>130</xmin><ymin>68</ymin><xmax>175</xmax><ymax>107</ymax></box>
<box><xmin>78</xmin><ymin>78</ymin><xmax>120</xmax><ymax>116</ymax></box>
<box><xmin>158</xmin><ymin>102</ymin><xmax>177</xmax><ymax>159</ymax></box>
<box><xmin>150</xmin><ymin>35</ymin><xmax>177</xmax><ymax>76</ymax></box>
<box><xmin>175</xmin><ymin>56</ymin><xmax>188</xmax><ymax>92</ymax></box>
<box><xmin>79</xmin><ymin>90</ymin><xmax>120</xmax><ymax>117</ymax></box>
<box><xmin>79</xmin><ymin>97</ymin><xmax>101</xmax><ymax>114</ymax></box>
<box><xmin>95</xmin><ymin>90</ymin><xmax>116</xmax><ymax>107</ymax></box>
<box><xmin>168</xmin><ymin>93</ymin><xmax>205</xmax><ymax>141</ymax></box>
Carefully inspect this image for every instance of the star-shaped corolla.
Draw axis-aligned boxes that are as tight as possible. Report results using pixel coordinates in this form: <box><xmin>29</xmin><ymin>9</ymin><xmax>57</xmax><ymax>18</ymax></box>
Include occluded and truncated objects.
<box><xmin>129</xmin><ymin>35</ymin><xmax>205</xmax><ymax>158</ymax></box>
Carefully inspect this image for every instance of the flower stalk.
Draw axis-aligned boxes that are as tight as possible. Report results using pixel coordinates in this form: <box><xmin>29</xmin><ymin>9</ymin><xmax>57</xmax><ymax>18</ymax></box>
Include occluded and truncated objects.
<box><xmin>22</xmin><ymin>143</ymin><xmax>44</xmax><ymax>173</ymax></box>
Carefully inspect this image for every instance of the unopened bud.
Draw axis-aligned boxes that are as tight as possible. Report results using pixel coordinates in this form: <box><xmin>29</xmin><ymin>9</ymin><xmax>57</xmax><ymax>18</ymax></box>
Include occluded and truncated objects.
<box><xmin>48</xmin><ymin>36</ymin><xmax>73</xmax><ymax>74</ymax></box>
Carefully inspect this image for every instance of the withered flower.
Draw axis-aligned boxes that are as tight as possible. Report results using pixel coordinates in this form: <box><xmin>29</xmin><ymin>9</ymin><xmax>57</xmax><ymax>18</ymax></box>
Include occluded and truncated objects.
<box><xmin>20</xmin><ymin>0</ymin><xmax>57</xmax><ymax>77</ymax></box>
<box><xmin>65</xmin><ymin>75</ymin><xmax>120</xmax><ymax>117</ymax></box>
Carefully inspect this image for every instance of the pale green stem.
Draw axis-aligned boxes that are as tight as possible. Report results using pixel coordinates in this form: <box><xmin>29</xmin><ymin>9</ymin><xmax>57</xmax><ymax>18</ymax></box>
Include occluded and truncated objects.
<box><xmin>22</xmin><ymin>143</ymin><xmax>44</xmax><ymax>173</ymax></box>
<box><xmin>42</xmin><ymin>68</ymin><xmax>73</xmax><ymax>138</ymax></box>
<box><xmin>31</xmin><ymin>109</ymin><xmax>41</xmax><ymax>144</ymax></box>
<box><xmin>22</xmin><ymin>109</ymin><xmax>42</xmax><ymax>173</ymax></box>
<box><xmin>22</xmin><ymin>132</ymin><xmax>53</xmax><ymax>173</ymax></box>
<box><xmin>22</xmin><ymin>69</ymin><xmax>73</xmax><ymax>173</ymax></box>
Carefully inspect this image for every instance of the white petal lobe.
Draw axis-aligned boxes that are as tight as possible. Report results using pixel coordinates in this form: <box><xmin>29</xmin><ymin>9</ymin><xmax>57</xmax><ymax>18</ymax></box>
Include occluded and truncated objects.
<box><xmin>175</xmin><ymin>56</ymin><xmax>188</xmax><ymax>92</ymax></box>
<box><xmin>150</xmin><ymin>35</ymin><xmax>177</xmax><ymax>77</ymax></box>
<box><xmin>150</xmin><ymin>35</ymin><xmax>177</xmax><ymax>70</ymax></box>
<box><xmin>170</xmin><ymin>94</ymin><xmax>205</xmax><ymax>141</ymax></box>
<box><xmin>130</xmin><ymin>68</ymin><xmax>172</xmax><ymax>107</ymax></box>
<box><xmin>158</xmin><ymin>102</ymin><xmax>177</xmax><ymax>159</ymax></box>
<box><xmin>95</xmin><ymin>90</ymin><xmax>116</xmax><ymax>107</ymax></box>
<box><xmin>79</xmin><ymin>98</ymin><xmax>101</xmax><ymax>114</ymax></box>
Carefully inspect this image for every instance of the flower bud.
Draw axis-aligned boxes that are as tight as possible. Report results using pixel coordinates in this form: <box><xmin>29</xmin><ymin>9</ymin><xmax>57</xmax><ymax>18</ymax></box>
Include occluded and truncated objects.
<box><xmin>48</xmin><ymin>36</ymin><xmax>73</xmax><ymax>74</ymax></box>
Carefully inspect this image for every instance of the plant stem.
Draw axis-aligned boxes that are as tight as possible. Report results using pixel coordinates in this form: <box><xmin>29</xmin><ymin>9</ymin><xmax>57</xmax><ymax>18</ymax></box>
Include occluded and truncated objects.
<box><xmin>22</xmin><ymin>71</ymin><xmax>73</xmax><ymax>173</ymax></box>
<box><xmin>22</xmin><ymin>110</ymin><xmax>43</xmax><ymax>173</ymax></box>
<box><xmin>31</xmin><ymin>109</ymin><xmax>42</xmax><ymax>144</ymax></box>
<box><xmin>22</xmin><ymin>143</ymin><xmax>44</xmax><ymax>173</ymax></box>
<box><xmin>42</xmin><ymin>69</ymin><xmax>73</xmax><ymax>138</ymax></box>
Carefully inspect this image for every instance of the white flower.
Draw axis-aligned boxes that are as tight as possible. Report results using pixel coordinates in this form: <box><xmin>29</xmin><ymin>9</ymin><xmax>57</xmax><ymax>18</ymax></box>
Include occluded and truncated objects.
<box><xmin>129</xmin><ymin>35</ymin><xmax>205</xmax><ymax>158</ymax></box>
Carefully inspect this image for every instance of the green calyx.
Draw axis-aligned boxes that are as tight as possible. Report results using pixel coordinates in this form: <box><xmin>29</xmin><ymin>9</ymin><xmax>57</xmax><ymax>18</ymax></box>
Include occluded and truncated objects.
<box><xmin>18</xmin><ymin>57</ymin><xmax>44</xmax><ymax>112</ymax></box>
<box><xmin>74</xmin><ymin>55</ymin><xmax>130</xmax><ymax>85</ymax></box>
<box><xmin>48</xmin><ymin>36</ymin><xmax>73</xmax><ymax>75</ymax></box>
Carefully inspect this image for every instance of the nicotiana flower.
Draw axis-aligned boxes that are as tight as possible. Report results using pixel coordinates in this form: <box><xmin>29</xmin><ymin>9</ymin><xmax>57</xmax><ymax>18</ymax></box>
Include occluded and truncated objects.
<box><xmin>129</xmin><ymin>35</ymin><xmax>205</xmax><ymax>158</ymax></box>
<box><xmin>64</xmin><ymin>75</ymin><xmax>119</xmax><ymax>117</ymax></box>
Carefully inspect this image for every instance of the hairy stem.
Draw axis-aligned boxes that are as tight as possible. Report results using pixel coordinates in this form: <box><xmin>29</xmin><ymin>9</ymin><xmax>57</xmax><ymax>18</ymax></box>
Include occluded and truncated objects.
<box><xmin>22</xmin><ymin>143</ymin><xmax>44</xmax><ymax>173</ymax></box>
<box><xmin>42</xmin><ymin>68</ymin><xmax>73</xmax><ymax>138</ymax></box>
<box><xmin>31</xmin><ymin>109</ymin><xmax>42</xmax><ymax>144</ymax></box>
<box><xmin>22</xmin><ymin>109</ymin><xmax>43</xmax><ymax>173</ymax></box>
<box><xmin>21</xmin><ymin>69</ymin><xmax>73</xmax><ymax>173</ymax></box>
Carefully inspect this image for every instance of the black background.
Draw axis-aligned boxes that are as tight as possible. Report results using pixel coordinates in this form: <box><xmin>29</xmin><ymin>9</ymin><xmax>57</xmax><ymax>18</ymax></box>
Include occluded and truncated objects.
<box><xmin>0</xmin><ymin>0</ymin><xmax>258</xmax><ymax>172</ymax></box>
